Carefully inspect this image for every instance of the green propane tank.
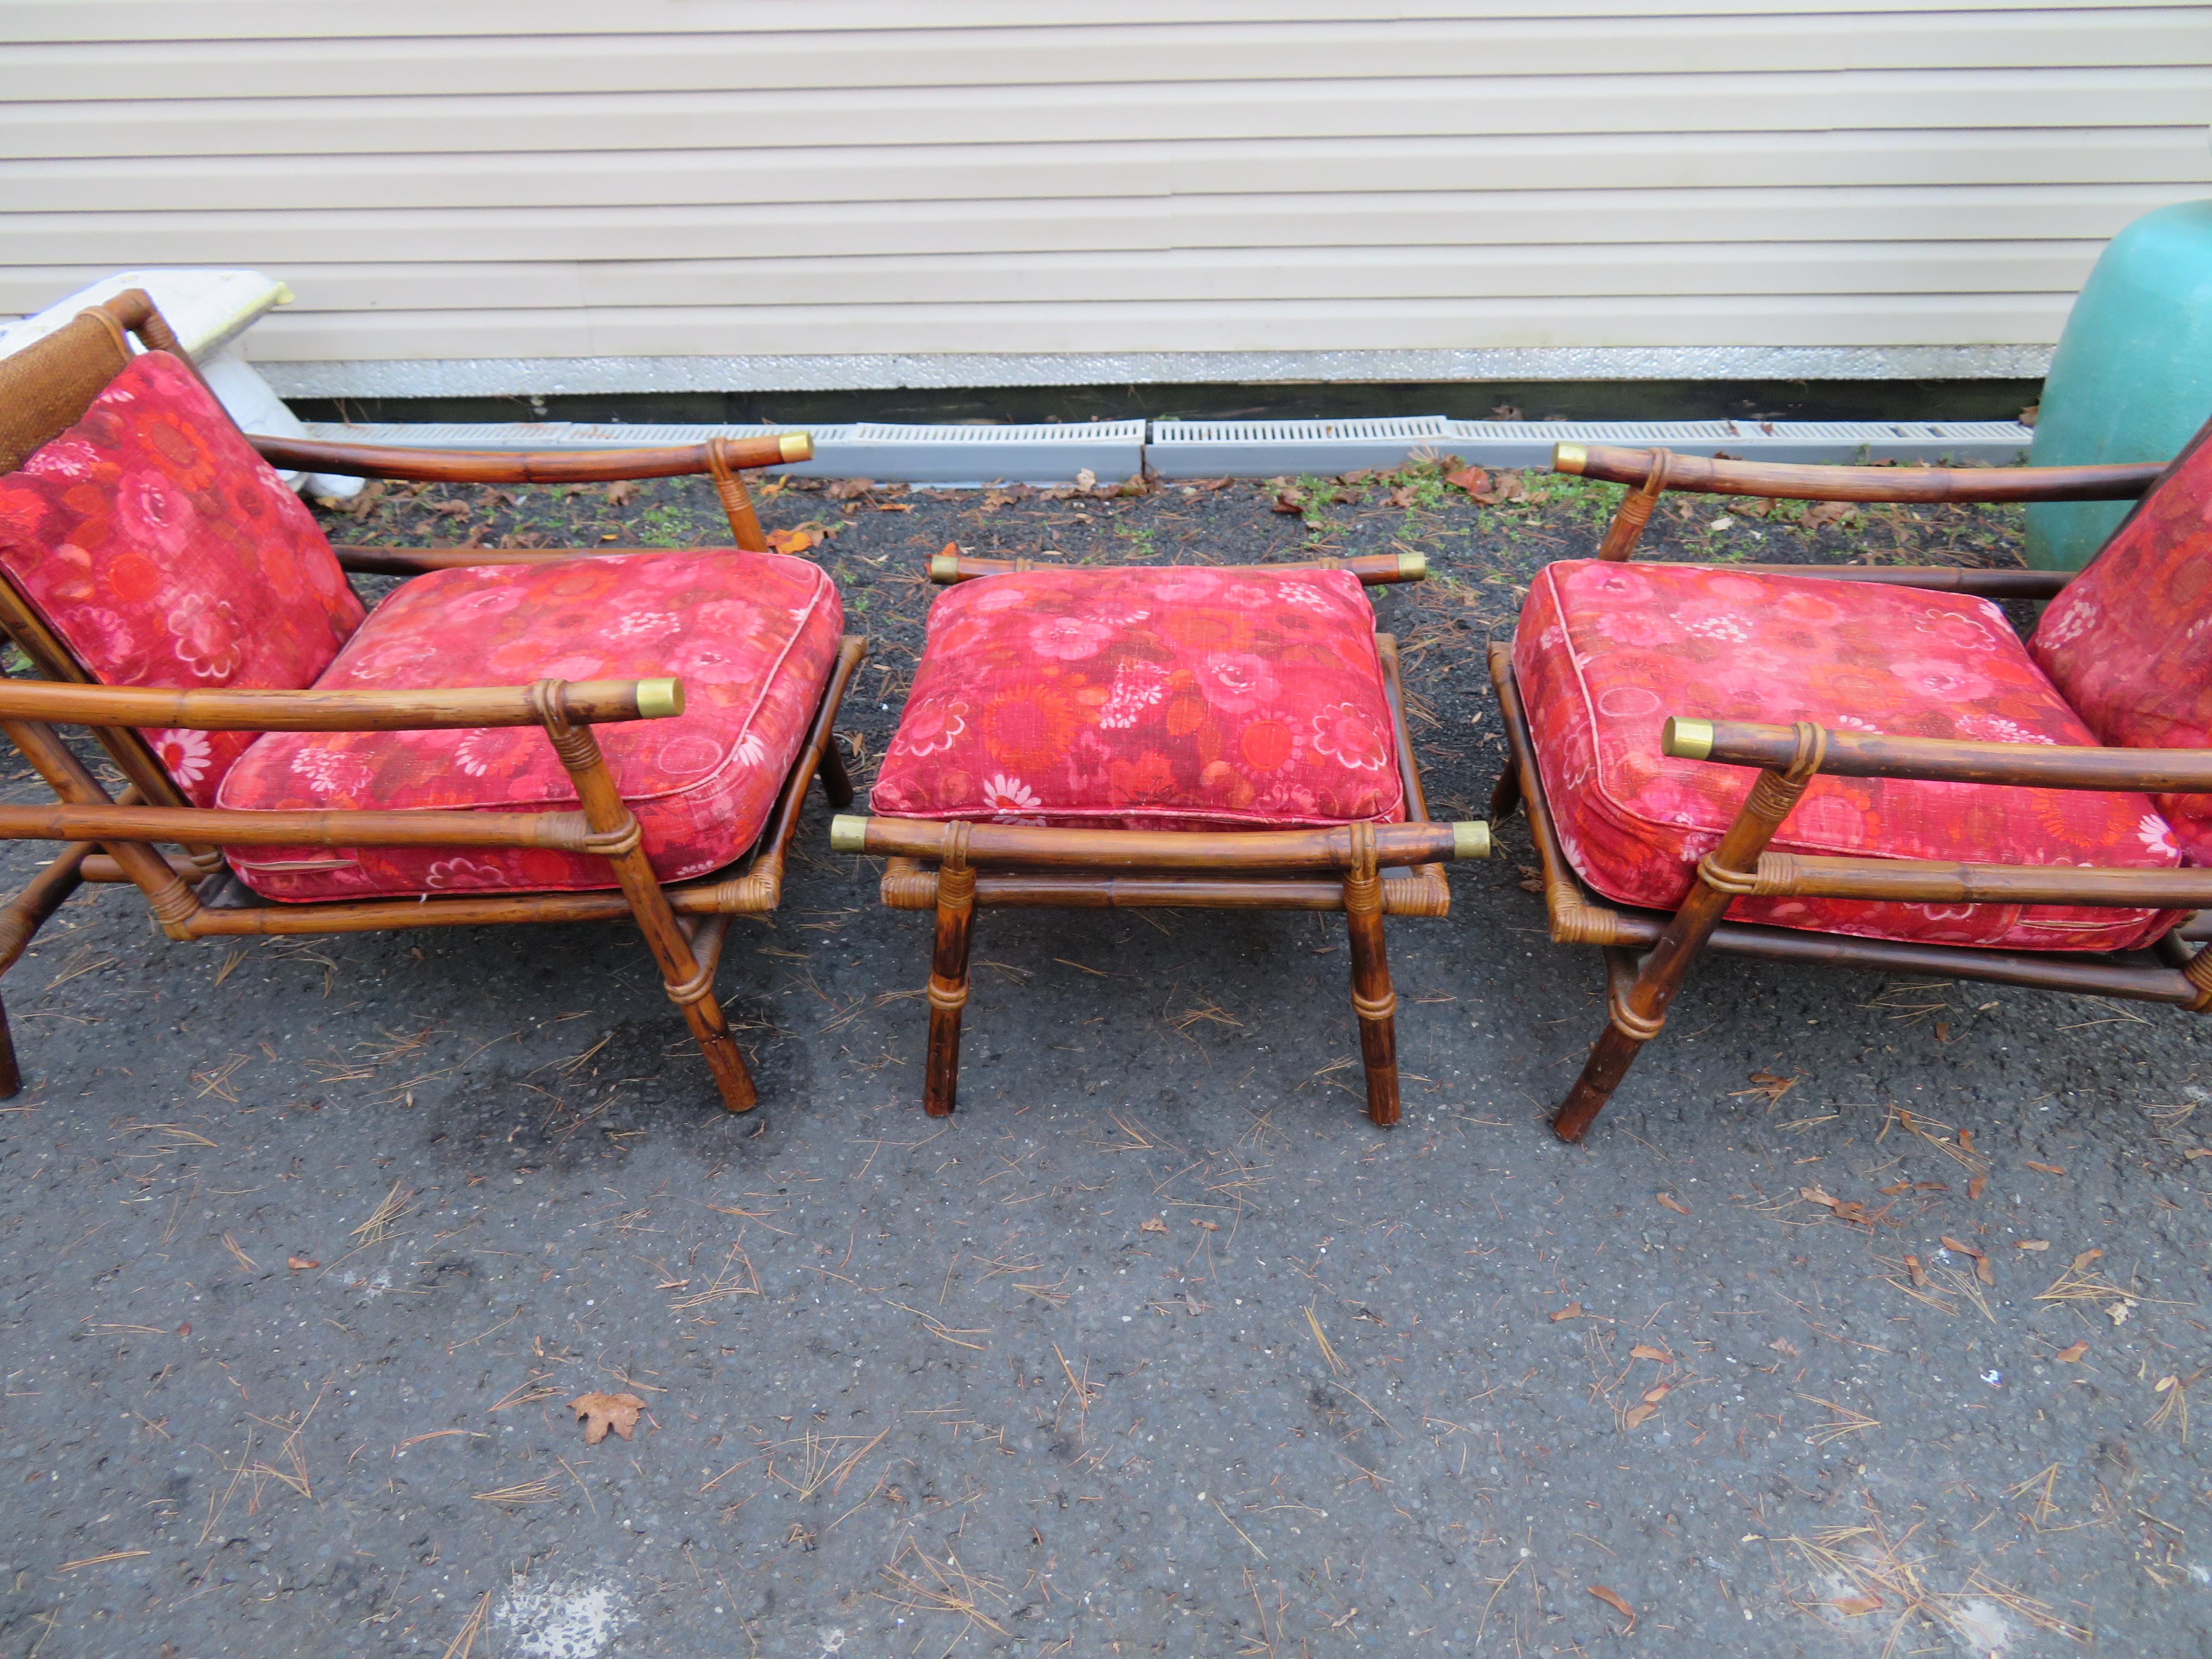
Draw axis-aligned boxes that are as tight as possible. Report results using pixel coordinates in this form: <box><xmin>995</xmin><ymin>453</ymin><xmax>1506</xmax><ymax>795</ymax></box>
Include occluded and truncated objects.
<box><xmin>2026</xmin><ymin>198</ymin><xmax>2212</xmax><ymax>571</ymax></box>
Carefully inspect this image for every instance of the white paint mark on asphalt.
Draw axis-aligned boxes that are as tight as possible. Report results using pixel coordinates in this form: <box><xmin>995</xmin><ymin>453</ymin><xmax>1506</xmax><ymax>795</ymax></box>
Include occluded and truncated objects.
<box><xmin>495</xmin><ymin>1576</ymin><xmax>633</xmax><ymax>1658</ymax></box>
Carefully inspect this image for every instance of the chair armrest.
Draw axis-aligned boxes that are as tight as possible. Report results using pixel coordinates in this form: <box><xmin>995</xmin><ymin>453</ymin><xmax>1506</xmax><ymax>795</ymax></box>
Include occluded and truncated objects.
<box><xmin>332</xmin><ymin>546</ymin><xmax>678</xmax><ymax>574</ymax></box>
<box><xmin>0</xmin><ymin>677</ymin><xmax>684</xmax><ymax>732</ymax></box>
<box><xmin>1557</xmin><ymin>442</ymin><xmax>2160</xmax><ymax>504</ymax></box>
<box><xmin>1635</xmin><ymin>562</ymin><xmax>2070</xmax><ymax>600</ymax></box>
<box><xmin>250</xmin><ymin>431</ymin><xmax>811</xmax><ymax>484</ymax></box>
<box><xmin>1664</xmin><ymin>716</ymin><xmax>2212</xmax><ymax>793</ymax></box>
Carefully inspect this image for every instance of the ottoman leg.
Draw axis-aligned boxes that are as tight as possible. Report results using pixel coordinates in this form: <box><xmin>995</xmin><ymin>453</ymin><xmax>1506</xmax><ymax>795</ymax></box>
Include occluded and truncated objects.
<box><xmin>1343</xmin><ymin>824</ymin><xmax>1401</xmax><ymax>1127</ymax></box>
<box><xmin>923</xmin><ymin>827</ymin><xmax>975</xmax><ymax>1117</ymax></box>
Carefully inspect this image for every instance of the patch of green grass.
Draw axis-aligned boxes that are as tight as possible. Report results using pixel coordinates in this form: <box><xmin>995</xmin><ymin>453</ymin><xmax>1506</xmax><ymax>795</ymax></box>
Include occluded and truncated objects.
<box><xmin>1115</xmin><ymin>523</ymin><xmax>1159</xmax><ymax>560</ymax></box>
<box><xmin>636</xmin><ymin>502</ymin><xmax>692</xmax><ymax>547</ymax></box>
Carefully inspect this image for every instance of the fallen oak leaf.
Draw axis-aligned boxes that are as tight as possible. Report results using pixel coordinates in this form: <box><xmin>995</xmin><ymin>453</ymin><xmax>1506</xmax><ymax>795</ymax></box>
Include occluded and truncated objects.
<box><xmin>1444</xmin><ymin>465</ymin><xmax>1491</xmax><ymax>498</ymax></box>
<box><xmin>569</xmin><ymin>1391</ymin><xmax>644</xmax><ymax>1446</ymax></box>
<box><xmin>1639</xmin><ymin>1382</ymin><xmax>1671</xmax><ymax>1406</ymax></box>
<box><xmin>2071</xmin><ymin>1247</ymin><xmax>2104</xmax><ymax>1272</ymax></box>
<box><xmin>1903</xmin><ymin>1254</ymin><xmax>1929</xmax><ymax>1287</ymax></box>
<box><xmin>603</xmin><ymin>479</ymin><xmax>638</xmax><ymax>506</ymax></box>
<box><xmin>1629</xmin><ymin>1343</ymin><xmax>1674</xmax><ymax>1363</ymax></box>
<box><xmin>2025</xmin><ymin>1161</ymin><xmax>2066</xmax><ymax>1175</ymax></box>
<box><xmin>765</xmin><ymin>525</ymin><xmax>822</xmax><ymax>555</ymax></box>
<box><xmin>1587</xmin><ymin>1585</ymin><xmax>1636</xmax><ymax>1633</ymax></box>
<box><xmin>1139</xmin><ymin>1216</ymin><xmax>1168</xmax><ymax>1235</ymax></box>
<box><xmin>2055</xmin><ymin>1339</ymin><xmax>2090</xmax><ymax>1362</ymax></box>
<box><xmin>1656</xmin><ymin>1193</ymin><xmax>1692</xmax><ymax>1216</ymax></box>
<box><xmin>1831</xmin><ymin>1594</ymin><xmax>1885</xmax><ymax>1617</ymax></box>
<box><xmin>1967</xmin><ymin>1174</ymin><xmax>1988</xmax><ymax>1201</ymax></box>
<box><xmin>1769</xmin><ymin>1337</ymin><xmax>1800</xmax><ymax>1359</ymax></box>
<box><xmin>1548</xmin><ymin>1302</ymin><xmax>1583</xmax><ymax>1321</ymax></box>
<box><xmin>287</xmin><ymin>1256</ymin><xmax>318</xmax><ymax>1270</ymax></box>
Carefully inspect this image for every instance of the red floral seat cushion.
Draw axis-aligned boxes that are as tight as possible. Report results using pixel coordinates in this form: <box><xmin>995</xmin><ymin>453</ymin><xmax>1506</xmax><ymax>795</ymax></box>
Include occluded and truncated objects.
<box><xmin>2032</xmin><ymin>416</ymin><xmax>2212</xmax><ymax>861</ymax></box>
<box><xmin>871</xmin><ymin>565</ymin><xmax>1405</xmax><ymax>830</ymax></box>
<box><xmin>215</xmin><ymin>550</ymin><xmax>842</xmax><ymax>901</ymax></box>
<box><xmin>0</xmin><ymin>350</ymin><xmax>365</xmax><ymax>804</ymax></box>
<box><xmin>1513</xmin><ymin>559</ymin><xmax>2180</xmax><ymax>951</ymax></box>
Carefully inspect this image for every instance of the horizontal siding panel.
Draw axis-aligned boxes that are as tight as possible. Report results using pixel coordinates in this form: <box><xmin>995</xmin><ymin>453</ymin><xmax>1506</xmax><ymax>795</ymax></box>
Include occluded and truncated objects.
<box><xmin>7</xmin><ymin>68</ymin><xmax>2208</xmax><ymax>160</ymax></box>
<box><xmin>3</xmin><ymin>128</ymin><xmax>2199</xmax><ymax>214</ymax></box>
<box><xmin>3</xmin><ymin>186</ymin><xmax>2176</xmax><ymax>267</ymax></box>
<box><xmin>9</xmin><ymin>0</ymin><xmax>2200</xmax><ymax>43</ymax></box>
<box><xmin>242</xmin><ymin>294</ymin><xmax>2080</xmax><ymax>360</ymax></box>
<box><xmin>7</xmin><ymin>12</ymin><xmax>2201</xmax><ymax>102</ymax></box>
<box><xmin>3</xmin><ymin>8</ymin><xmax>2197</xmax><ymax>367</ymax></box>
<box><xmin>0</xmin><ymin>243</ymin><xmax>2103</xmax><ymax>317</ymax></box>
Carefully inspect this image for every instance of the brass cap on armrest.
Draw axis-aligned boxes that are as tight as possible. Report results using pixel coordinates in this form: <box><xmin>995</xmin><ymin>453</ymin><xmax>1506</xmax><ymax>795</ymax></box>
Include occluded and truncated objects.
<box><xmin>778</xmin><ymin>432</ymin><xmax>813</xmax><ymax>464</ymax></box>
<box><xmin>828</xmin><ymin>814</ymin><xmax>869</xmax><ymax>854</ymax></box>
<box><xmin>635</xmin><ymin>678</ymin><xmax>684</xmax><ymax>719</ymax></box>
<box><xmin>1552</xmin><ymin>441</ymin><xmax>1588</xmax><ymax>475</ymax></box>
<box><xmin>1395</xmin><ymin>550</ymin><xmax>1427</xmax><ymax>582</ymax></box>
<box><xmin>1451</xmin><ymin>821</ymin><xmax>1491</xmax><ymax>861</ymax></box>
<box><xmin>1662</xmin><ymin>717</ymin><xmax>1714</xmax><ymax>761</ymax></box>
<box><xmin>928</xmin><ymin>550</ymin><xmax>962</xmax><ymax>583</ymax></box>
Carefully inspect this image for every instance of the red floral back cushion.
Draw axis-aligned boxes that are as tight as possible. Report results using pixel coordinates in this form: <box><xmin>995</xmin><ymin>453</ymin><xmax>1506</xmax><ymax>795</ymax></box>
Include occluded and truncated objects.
<box><xmin>871</xmin><ymin>565</ymin><xmax>1405</xmax><ymax>830</ymax></box>
<box><xmin>2032</xmin><ymin>417</ymin><xmax>2212</xmax><ymax>860</ymax></box>
<box><xmin>0</xmin><ymin>351</ymin><xmax>365</xmax><ymax>804</ymax></box>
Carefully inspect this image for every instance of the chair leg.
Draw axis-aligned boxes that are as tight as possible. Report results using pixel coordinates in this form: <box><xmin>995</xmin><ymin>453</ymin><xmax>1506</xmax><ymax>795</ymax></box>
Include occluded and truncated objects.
<box><xmin>923</xmin><ymin>827</ymin><xmax>976</xmax><ymax>1118</ymax></box>
<box><xmin>0</xmin><ymin>838</ymin><xmax>98</xmax><ymax>1100</ymax></box>
<box><xmin>817</xmin><ymin>733</ymin><xmax>855</xmax><ymax>808</ymax></box>
<box><xmin>536</xmin><ymin>688</ymin><xmax>758</xmax><ymax>1113</ymax></box>
<box><xmin>1343</xmin><ymin>824</ymin><xmax>1400</xmax><ymax>1127</ymax></box>
<box><xmin>1551</xmin><ymin>727</ymin><xmax>1826</xmax><ymax>1142</ymax></box>
<box><xmin>1488</xmin><ymin>762</ymin><xmax>1522</xmax><ymax>821</ymax></box>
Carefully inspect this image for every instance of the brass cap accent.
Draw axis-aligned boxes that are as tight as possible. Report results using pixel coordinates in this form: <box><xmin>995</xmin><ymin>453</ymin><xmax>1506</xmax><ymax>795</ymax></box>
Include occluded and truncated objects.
<box><xmin>1662</xmin><ymin>716</ymin><xmax>1714</xmax><ymax>761</ymax></box>
<box><xmin>1395</xmin><ymin>550</ymin><xmax>1428</xmax><ymax>582</ymax></box>
<box><xmin>928</xmin><ymin>550</ymin><xmax>962</xmax><ymax>583</ymax></box>
<box><xmin>1451</xmin><ymin>820</ymin><xmax>1492</xmax><ymax>861</ymax></box>
<box><xmin>1552</xmin><ymin>441</ymin><xmax>1589</xmax><ymax>475</ymax></box>
<box><xmin>778</xmin><ymin>431</ymin><xmax>814</xmax><ymax>463</ymax></box>
<box><xmin>828</xmin><ymin>814</ymin><xmax>869</xmax><ymax>854</ymax></box>
<box><xmin>635</xmin><ymin>677</ymin><xmax>684</xmax><ymax>719</ymax></box>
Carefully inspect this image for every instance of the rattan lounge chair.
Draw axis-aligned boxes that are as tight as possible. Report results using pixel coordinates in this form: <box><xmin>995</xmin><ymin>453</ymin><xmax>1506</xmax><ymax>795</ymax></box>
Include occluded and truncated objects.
<box><xmin>0</xmin><ymin>289</ymin><xmax>862</xmax><ymax>1112</ymax></box>
<box><xmin>1492</xmin><ymin>436</ymin><xmax>2212</xmax><ymax>1141</ymax></box>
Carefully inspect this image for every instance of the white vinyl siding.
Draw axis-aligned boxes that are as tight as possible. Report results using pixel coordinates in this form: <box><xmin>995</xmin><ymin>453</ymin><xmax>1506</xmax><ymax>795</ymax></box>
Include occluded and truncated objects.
<box><xmin>3</xmin><ymin>1</ymin><xmax>2207</xmax><ymax>381</ymax></box>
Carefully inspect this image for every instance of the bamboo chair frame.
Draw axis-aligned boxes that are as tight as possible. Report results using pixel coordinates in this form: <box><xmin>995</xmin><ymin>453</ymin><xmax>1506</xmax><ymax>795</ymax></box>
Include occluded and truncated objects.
<box><xmin>834</xmin><ymin>550</ymin><xmax>1489</xmax><ymax>1127</ymax></box>
<box><xmin>1492</xmin><ymin>439</ymin><xmax>2212</xmax><ymax>1141</ymax></box>
<box><xmin>0</xmin><ymin>290</ymin><xmax>864</xmax><ymax>1112</ymax></box>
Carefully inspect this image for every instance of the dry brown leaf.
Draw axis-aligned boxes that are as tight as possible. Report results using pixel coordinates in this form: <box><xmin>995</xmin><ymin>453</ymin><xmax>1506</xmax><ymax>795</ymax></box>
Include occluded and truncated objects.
<box><xmin>569</xmin><ymin>1391</ymin><xmax>644</xmax><ymax>1446</ymax></box>
<box><xmin>1548</xmin><ymin>1302</ymin><xmax>1583</xmax><ymax>1322</ymax></box>
<box><xmin>1941</xmin><ymin>1235</ymin><xmax>1983</xmax><ymax>1258</ymax></box>
<box><xmin>1801</xmin><ymin>499</ymin><xmax>1857</xmax><ymax>530</ymax></box>
<box><xmin>823</xmin><ymin>477</ymin><xmax>874</xmax><ymax>501</ymax></box>
<box><xmin>1629</xmin><ymin>1344</ymin><xmax>1674</xmax><ymax>1363</ymax></box>
<box><xmin>1968</xmin><ymin>1174</ymin><xmax>1988</xmax><ymax>1201</ymax></box>
<box><xmin>765</xmin><ymin>526</ymin><xmax>822</xmax><ymax>555</ymax></box>
<box><xmin>1444</xmin><ymin>465</ymin><xmax>1490</xmax><ymax>498</ymax></box>
<box><xmin>1903</xmin><ymin>1254</ymin><xmax>1929</xmax><ymax>1287</ymax></box>
<box><xmin>603</xmin><ymin>479</ymin><xmax>638</xmax><ymax>506</ymax></box>
<box><xmin>1832</xmin><ymin>1594</ymin><xmax>1884</xmax><ymax>1617</ymax></box>
<box><xmin>1622</xmin><ymin>1402</ymin><xmax>1658</xmax><ymax>1430</ymax></box>
<box><xmin>1192</xmin><ymin>1219</ymin><xmax>1220</xmax><ymax>1232</ymax></box>
<box><xmin>1656</xmin><ymin>1193</ymin><xmax>1692</xmax><ymax>1216</ymax></box>
<box><xmin>2056</xmin><ymin>1339</ymin><xmax>2090</xmax><ymax>1363</ymax></box>
<box><xmin>1801</xmin><ymin>1186</ymin><xmax>1838</xmax><ymax>1208</ymax></box>
<box><xmin>1959</xmin><ymin>1127</ymin><xmax>1977</xmax><ymax>1154</ymax></box>
<box><xmin>2183</xmin><ymin>1147</ymin><xmax>2212</xmax><ymax>1160</ymax></box>
<box><xmin>1879</xmin><ymin>1180</ymin><xmax>1910</xmax><ymax>1196</ymax></box>
<box><xmin>2071</xmin><ymin>1247</ymin><xmax>2104</xmax><ymax>1273</ymax></box>
<box><xmin>1769</xmin><ymin>1338</ymin><xmax>1800</xmax><ymax>1359</ymax></box>
<box><xmin>1729</xmin><ymin>1069</ymin><xmax>1798</xmax><ymax>1104</ymax></box>
<box><xmin>1139</xmin><ymin>1216</ymin><xmax>1168</xmax><ymax>1235</ymax></box>
<box><xmin>287</xmin><ymin>1256</ymin><xmax>318</xmax><ymax>1271</ymax></box>
<box><xmin>2015</xmin><ymin>1239</ymin><xmax>2050</xmax><ymax>1252</ymax></box>
<box><xmin>1587</xmin><ymin>1585</ymin><xmax>1636</xmax><ymax>1632</ymax></box>
<box><xmin>2025</xmin><ymin>1161</ymin><xmax>2066</xmax><ymax>1175</ymax></box>
<box><xmin>1639</xmin><ymin>1382</ymin><xmax>1671</xmax><ymax>1406</ymax></box>
<box><xmin>873</xmin><ymin>501</ymin><xmax>914</xmax><ymax>513</ymax></box>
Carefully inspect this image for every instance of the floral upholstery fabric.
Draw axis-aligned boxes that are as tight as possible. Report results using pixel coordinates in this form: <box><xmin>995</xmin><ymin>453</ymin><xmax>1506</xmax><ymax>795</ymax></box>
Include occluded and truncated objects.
<box><xmin>871</xmin><ymin>565</ymin><xmax>1406</xmax><ymax>830</ymax></box>
<box><xmin>1513</xmin><ymin>559</ymin><xmax>2179</xmax><ymax>951</ymax></box>
<box><xmin>2031</xmin><ymin>415</ymin><xmax>2212</xmax><ymax>861</ymax></box>
<box><xmin>217</xmin><ymin>550</ymin><xmax>842</xmax><ymax>901</ymax></box>
<box><xmin>0</xmin><ymin>350</ymin><xmax>365</xmax><ymax>804</ymax></box>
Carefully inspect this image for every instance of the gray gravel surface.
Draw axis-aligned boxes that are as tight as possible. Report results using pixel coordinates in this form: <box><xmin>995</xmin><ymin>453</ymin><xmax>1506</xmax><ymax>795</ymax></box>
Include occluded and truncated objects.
<box><xmin>1</xmin><ymin>468</ymin><xmax>2206</xmax><ymax>1658</ymax></box>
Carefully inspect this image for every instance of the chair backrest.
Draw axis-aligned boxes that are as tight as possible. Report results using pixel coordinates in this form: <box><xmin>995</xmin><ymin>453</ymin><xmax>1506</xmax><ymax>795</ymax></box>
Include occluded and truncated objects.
<box><xmin>2031</xmin><ymin>410</ymin><xmax>2212</xmax><ymax>853</ymax></box>
<box><xmin>0</xmin><ymin>291</ymin><xmax>365</xmax><ymax>806</ymax></box>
